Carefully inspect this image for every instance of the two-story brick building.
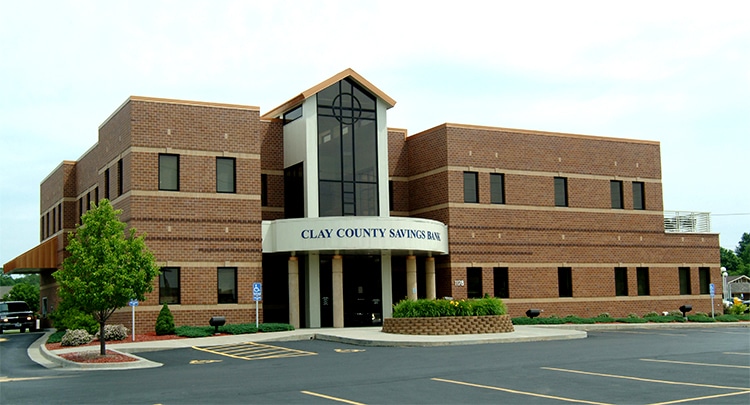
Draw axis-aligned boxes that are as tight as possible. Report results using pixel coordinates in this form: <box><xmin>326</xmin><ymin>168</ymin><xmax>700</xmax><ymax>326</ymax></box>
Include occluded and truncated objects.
<box><xmin>4</xmin><ymin>68</ymin><xmax>721</xmax><ymax>332</ymax></box>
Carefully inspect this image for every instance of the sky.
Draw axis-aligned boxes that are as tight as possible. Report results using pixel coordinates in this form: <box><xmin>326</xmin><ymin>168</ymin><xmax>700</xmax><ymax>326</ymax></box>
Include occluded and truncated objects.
<box><xmin>1</xmin><ymin>1</ymin><xmax>749</xmax><ymax>265</ymax></box>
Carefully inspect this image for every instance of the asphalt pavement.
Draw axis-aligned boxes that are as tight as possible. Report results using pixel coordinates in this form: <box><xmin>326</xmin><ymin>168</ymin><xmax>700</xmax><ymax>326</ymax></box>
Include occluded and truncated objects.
<box><xmin>29</xmin><ymin>322</ymin><xmax>749</xmax><ymax>371</ymax></box>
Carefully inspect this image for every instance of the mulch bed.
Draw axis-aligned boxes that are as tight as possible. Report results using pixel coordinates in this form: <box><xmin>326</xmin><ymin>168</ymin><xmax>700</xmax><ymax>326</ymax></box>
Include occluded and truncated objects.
<box><xmin>47</xmin><ymin>332</ymin><xmax>189</xmax><ymax>363</ymax></box>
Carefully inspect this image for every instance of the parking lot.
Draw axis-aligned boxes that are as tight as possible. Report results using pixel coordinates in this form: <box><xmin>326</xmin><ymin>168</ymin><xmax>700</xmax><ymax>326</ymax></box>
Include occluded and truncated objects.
<box><xmin>2</xmin><ymin>326</ymin><xmax>749</xmax><ymax>404</ymax></box>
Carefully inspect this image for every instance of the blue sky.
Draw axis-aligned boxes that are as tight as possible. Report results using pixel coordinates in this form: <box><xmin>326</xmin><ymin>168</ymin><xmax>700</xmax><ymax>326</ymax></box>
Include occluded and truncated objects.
<box><xmin>1</xmin><ymin>1</ymin><xmax>749</xmax><ymax>264</ymax></box>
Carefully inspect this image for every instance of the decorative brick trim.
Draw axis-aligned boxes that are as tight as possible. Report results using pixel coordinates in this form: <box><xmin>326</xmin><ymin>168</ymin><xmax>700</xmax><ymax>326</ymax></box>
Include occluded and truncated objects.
<box><xmin>382</xmin><ymin>315</ymin><xmax>514</xmax><ymax>335</ymax></box>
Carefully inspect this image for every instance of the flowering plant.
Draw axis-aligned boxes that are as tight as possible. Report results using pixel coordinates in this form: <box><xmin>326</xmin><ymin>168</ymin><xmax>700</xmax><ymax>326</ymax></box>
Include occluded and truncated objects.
<box><xmin>392</xmin><ymin>297</ymin><xmax>506</xmax><ymax>318</ymax></box>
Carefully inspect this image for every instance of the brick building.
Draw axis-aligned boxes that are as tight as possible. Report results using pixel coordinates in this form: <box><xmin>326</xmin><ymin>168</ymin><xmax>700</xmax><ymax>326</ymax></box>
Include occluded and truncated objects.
<box><xmin>4</xmin><ymin>69</ymin><xmax>722</xmax><ymax>332</ymax></box>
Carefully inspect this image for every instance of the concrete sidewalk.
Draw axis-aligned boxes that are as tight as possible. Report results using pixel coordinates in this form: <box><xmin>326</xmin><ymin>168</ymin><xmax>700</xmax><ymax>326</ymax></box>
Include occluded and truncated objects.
<box><xmin>30</xmin><ymin>325</ymin><xmax>587</xmax><ymax>370</ymax></box>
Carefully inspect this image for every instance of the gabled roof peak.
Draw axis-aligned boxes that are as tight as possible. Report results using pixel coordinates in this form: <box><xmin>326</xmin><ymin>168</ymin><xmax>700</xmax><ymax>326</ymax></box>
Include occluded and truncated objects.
<box><xmin>262</xmin><ymin>68</ymin><xmax>396</xmax><ymax>120</ymax></box>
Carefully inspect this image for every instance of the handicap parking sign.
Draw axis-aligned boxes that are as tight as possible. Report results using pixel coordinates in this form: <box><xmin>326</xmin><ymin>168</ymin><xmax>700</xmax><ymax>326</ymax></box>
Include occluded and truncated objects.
<box><xmin>253</xmin><ymin>282</ymin><xmax>262</xmax><ymax>301</ymax></box>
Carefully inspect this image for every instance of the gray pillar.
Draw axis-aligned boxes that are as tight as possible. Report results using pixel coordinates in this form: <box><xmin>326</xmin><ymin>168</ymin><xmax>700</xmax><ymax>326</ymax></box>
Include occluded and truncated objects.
<box><xmin>407</xmin><ymin>255</ymin><xmax>417</xmax><ymax>301</ymax></box>
<box><xmin>381</xmin><ymin>252</ymin><xmax>393</xmax><ymax>319</ymax></box>
<box><xmin>333</xmin><ymin>254</ymin><xmax>344</xmax><ymax>328</ymax></box>
<box><xmin>288</xmin><ymin>256</ymin><xmax>300</xmax><ymax>329</ymax></box>
<box><xmin>426</xmin><ymin>256</ymin><xmax>436</xmax><ymax>300</ymax></box>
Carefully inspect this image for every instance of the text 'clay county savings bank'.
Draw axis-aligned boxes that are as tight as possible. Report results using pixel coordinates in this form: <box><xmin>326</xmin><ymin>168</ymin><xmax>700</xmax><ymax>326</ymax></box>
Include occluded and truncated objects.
<box><xmin>300</xmin><ymin>228</ymin><xmax>441</xmax><ymax>241</ymax></box>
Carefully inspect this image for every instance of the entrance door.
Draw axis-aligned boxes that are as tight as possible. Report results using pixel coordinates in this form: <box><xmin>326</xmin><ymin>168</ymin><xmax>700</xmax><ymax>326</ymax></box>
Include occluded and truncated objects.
<box><xmin>343</xmin><ymin>255</ymin><xmax>382</xmax><ymax>326</ymax></box>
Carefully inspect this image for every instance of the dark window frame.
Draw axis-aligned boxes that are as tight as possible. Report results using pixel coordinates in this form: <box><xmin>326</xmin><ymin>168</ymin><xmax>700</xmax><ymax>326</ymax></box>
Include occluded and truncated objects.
<box><xmin>679</xmin><ymin>267</ymin><xmax>692</xmax><ymax>295</ymax></box>
<box><xmin>637</xmin><ymin>267</ymin><xmax>650</xmax><ymax>296</ymax></box>
<box><xmin>159</xmin><ymin>154</ymin><xmax>180</xmax><ymax>191</ymax></box>
<box><xmin>493</xmin><ymin>267</ymin><xmax>509</xmax><ymax>298</ymax></box>
<box><xmin>467</xmin><ymin>267</ymin><xmax>482</xmax><ymax>298</ymax></box>
<box><xmin>611</xmin><ymin>180</ymin><xmax>623</xmax><ymax>209</ymax></box>
<box><xmin>554</xmin><ymin>177</ymin><xmax>568</xmax><ymax>207</ymax></box>
<box><xmin>217</xmin><ymin>267</ymin><xmax>238</xmax><ymax>304</ymax></box>
<box><xmin>117</xmin><ymin>159</ymin><xmax>124</xmax><ymax>196</ymax></box>
<box><xmin>464</xmin><ymin>172</ymin><xmax>479</xmax><ymax>203</ymax></box>
<box><xmin>490</xmin><ymin>173</ymin><xmax>505</xmax><ymax>204</ymax></box>
<box><xmin>633</xmin><ymin>181</ymin><xmax>645</xmax><ymax>210</ymax></box>
<box><xmin>261</xmin><ymin>173</ymin><xmax>268</xmax><ymax>206</ymax></box>
<box><xmin>104</xmin><ymin>168</ymin><xmax>110</xmax><ymax>199</ymax></box>
<box><xmin>558</xmin><ymin>267</ymin><xmax>573</xmax><ymax>297</ymax></box>
<box><xmin>159</xmin><ymin>267</ymin><xmax>181</xmax><ymax>305</ymax></box>
<box><xmin>216</xmin><ymin>157</ymin><xmax>236</xmax><ymax>193</ymax></box>
<box><xmin>698</xmin><ymin>267</ymin><xmax>710</xmax><ymax>294</ymax></box>
<box><xmin>615</xmin><ymin>267</ymin><xmax>628</xmax><ymax>296</ymax></box>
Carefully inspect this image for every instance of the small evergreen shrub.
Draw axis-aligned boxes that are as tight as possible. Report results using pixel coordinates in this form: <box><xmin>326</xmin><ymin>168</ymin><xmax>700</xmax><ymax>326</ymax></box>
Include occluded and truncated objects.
<box><xmin>643</xmin><ymin>312</ymin><xmax>660</xmax><ymax>318</ymax></box>
<box><xmin>46</xmin><ymin>330</ymin><xmax>66</xmax><ymax>344</ymax></box>
<box><xmin>95</xmin><ymin>324</ymin><xmax>129</xmax><ymax>341</ymax></box>
<box><xmin>221</xmin><ymin>324</ymin><xmax>258</xmax><ymax>335</ymax></box>
<box><xmin>60</xmin><ymin>329</ymin><xmax>93</xmax><ymax>346</ymax></box>
<box><xmin>155</xmin><ymin>304</ymin><xmax>175</xmax><ymax>335</ymax></box>
<box><xmin>686</xmin><ymin>314</ymin><xmax>715</xmax><ymax>323</ymax></box>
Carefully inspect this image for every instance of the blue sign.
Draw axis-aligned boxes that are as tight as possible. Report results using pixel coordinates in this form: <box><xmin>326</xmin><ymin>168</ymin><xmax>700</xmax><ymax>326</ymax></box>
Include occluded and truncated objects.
<box><xmin>253</xmin><ymin>282</ymin><xmax>262</xmax><ymax>301</ymax></box>
<box><xmin>709</xmin><ymin>283</ymin><xmax>715</xmax><ymax>297</ymax></box>
<box><xmin>129</xmin><ymin>299</ymin><xmax>139</xmax><ymax>307</ymax></box>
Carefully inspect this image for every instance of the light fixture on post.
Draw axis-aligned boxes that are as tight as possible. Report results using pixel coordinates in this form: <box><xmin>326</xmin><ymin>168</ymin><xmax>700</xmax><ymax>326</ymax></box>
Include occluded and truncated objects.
<box><xmin>721</xmin><ymin>267</ymin><xmax>728</xmax><ymax>301</ymax></box>
<box><xmin>526</xmin><ymin>309</ymin><xmax>541</xmax><ymax>318</ymax></box>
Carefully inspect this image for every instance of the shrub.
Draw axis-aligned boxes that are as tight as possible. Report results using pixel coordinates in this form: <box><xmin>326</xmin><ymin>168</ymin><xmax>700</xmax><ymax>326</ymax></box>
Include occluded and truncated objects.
<box><xmin>49</xmin><ymin>306</ymin><xmax>98</xmax><ymax>334</ymax></box>
<box><xmin>221</xmin><ymin>324</ymin><xmax>258</xmax><ymax>335</ymax></box>
<box><xmin>46</xmin><ymin>330</ymin><xmax>66</xmax><ymax>344</ymax></box>
<box><xmin>615</xmin><ymin>317</ymin><xmax>647</xmax><ymax>323</ymax></box>
<box><xmin>643</xmin><ymin>312</ymin><xmax>660</xmax><ymax>318</ymax></box>
<box><xmin>60</xmin><ymin>329</ymin><xmax>93</xmax><ymax>346</ymax></box>
<box><xmin>155</xmin><ymin>304</ymin><xmax>175</xmax><ymax>335</ymax></box>
<box><xmin>258</xmin><ymin>323</ymin><xmax>295</xmax><ymax>332</ymax></box>
<box><xmin>175</xmin><ymin>326</ymin><xmax>213</xmax><ymax>338</ymax></box>
<box><xmin>95</xmin><ymin>324</ymin><xmax>129</xmax><ymax>341</ymax></box>
<box><xmin>727</xmin><ymin>303</ymin><xmax>748</xmax><ymax>316</ymax></box>
<box><xmin>392</xmin><ymin>297</ymin><xmax>507</xmax><ymax>318</ymax></box>
<box><xmin>686</xmin><ymin>314</ymin><xmax>715</xmax><ymax>323</ymax></box>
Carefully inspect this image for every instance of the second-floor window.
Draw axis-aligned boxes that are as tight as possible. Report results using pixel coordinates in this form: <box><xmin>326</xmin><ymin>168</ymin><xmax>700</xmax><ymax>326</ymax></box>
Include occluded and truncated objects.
<box><xmin>216</xmin><ymin>157</ymin><xmax>236</xmax><ymax>193</ymax></box>
<box><xmin>159</xmin><ymin>154</ymin><xmax>179</xmax><ymax>191</ymax></box>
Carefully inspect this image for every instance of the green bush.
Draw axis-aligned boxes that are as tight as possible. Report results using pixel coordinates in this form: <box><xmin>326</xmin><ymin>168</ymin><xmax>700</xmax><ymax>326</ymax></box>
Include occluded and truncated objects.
<box><xmin>49</xmin><ymin>306</ymin><xmax>99</xmax><ymax>334</ymax></box>
<box><xmin>726</xmin><ymin>303</ymin><xmax>748</xmax><ymax>316</ymax></box>
<box><xmin>392</xmin><ymin>297</ymin><xmax>507</xmax><ymax>318</ymax></box>
<box><xmin>686</xmin><ymin>314</ymin><xmax>715</xmax><ymax>323</ymax></box>
<box><xmin>643</xmin><ymin>312</ymin><xmax>660</xmax><ymax>318</ymax></box>
<box><xmin>46</xmin><ymin>330</ymin><xmax>66</xmax><ymax>343</ymax></box>
<box><xmin>175</xmin><ymin>325</ymin><xmax>214</xmax><ymax>338</ymax></box>
<box><xmin>614</xmin><ymin>317</ymin><xmax>648</xmax><ymax>323</ymax></box>
<box><xmin>154</xmin><ymin>304</ymin><xmax>175</xmax><ymax>335</ymax></box>
<box><xmin>221</xmin><ymin>324</ymin><xmax>258</xmax><ymax>334</ymax></box>
<box><xmin>259</xmin><ymin>323</ymin><xmax>295</xmax><ymax>332</ymax></box>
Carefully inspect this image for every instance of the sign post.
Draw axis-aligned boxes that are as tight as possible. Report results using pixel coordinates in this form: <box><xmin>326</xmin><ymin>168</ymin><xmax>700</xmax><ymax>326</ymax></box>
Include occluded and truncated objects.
<box><xmin>129</xmin><ymin>299</ymin><xmax>139</xmax><ymax>341</ymax></box>
<box><xmin>253</xmin><ymin>282</ymin><xmax>262</xmax><ymax>328</ymax></box>
<box><xmin>709</xmin><ymin>283</ymin><xmax>715</xmax><ymax>318</ymax></box>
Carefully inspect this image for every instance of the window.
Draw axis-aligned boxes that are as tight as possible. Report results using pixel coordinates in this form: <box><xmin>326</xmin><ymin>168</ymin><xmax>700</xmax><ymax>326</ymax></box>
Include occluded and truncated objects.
<box><xmin>57</xmin><ymin>204</ymin><xmax>62</xmax><ymax>231</ymax></box>
<box><xmin>159</xmin><ymin>154</ymin><xmax>179</xmax><ymax>191</ymax></box>
<box><xmin>464</xmin><ymin>172</ymin><xmax>478</xmax><ymax>203</ymax></box>
<box><xmin>283</xmin><ymin>105</ymin><xmax>303</xmax><ymax>124</ymax></box>
<box><xmin>467</xmin><ymin>267</ymin><xmax>482</xmax><ymax>298</ymax></box>
<box><xmin>611</xmin><ymin>180</ymin><xmax>623</xmax><ymax>209</ymax></box>
<box><xmin>317</xmin><ymin>78</ymin><xmax>378</xmax><ymax>217</ymax></box>
<box><xmin>216</xmin><ymin>157</ymin><xmax>236</xmax><ymax>193</ymax></box>
<box><xmin>284</xmin><ymin>163</ymin><xmax>304</xmax><ymax>219</ymax></box>
<box><xmin>615</xmin><ymin>267</ymin><xmax>628</xmax><ymax>296</ymax></box>
<box><xmin>493</xmin><ymin>267</ymin><xmax>509</xmax><ymax>298</ymax></box>
<box><xmin>95</xmin><ymin>187</ymin><xmax>99</xmax><ymax>204</ymax></box>
<box><xmin>554</xmin><ymin>177</ymin><xmax>568</xmax><ymax>207</ymax></box>
<box><xmin>558</xmin><ymin>267</ymin><xmax>573</xmax><ymax>297</ymax></box>
<box><xmin>637</xmin><ymin>267</ymin><xmax>650</xmax><ymax>296</ymax></box>
<box><xmin>78</xmin><ymin>198</ymin><xmax>83</xmax><ymax>219</ymax></box>
<box><xmin>679</xmin><ymin>267</ymin><xmax>692</xmax><ymax>295</ymax></box>
<box><xmin>117</xmin><ymin>159</ymin><xmax>123</xmax><ymax>196</ymax></box>
<box><xmin>159</xmin><ymin>267</ymin><xmax>180</xmax><ymax>304</ymax></box>
<box><xmin>699</xmin><ymin>267</ymin><xmax>710</xmax><ymax>294</ymax></box>
<box><xmin>51</xmin><ymin>209</ymin><xmax>56</xmax><ymax>234</ymax></box>
<box><xmin>218</xmin><ymin>267</ymin><xmax>237</xmax><ymax>304</ymax></box>
<box><xmin>633</xmin><ymin>182</ymin><xmax>645</xmax><ymax>210</ymax></box>
<box><xmin>261</xmin><ymin>174</ymin><xmax>268</xmax><ymax>206</ymax></box>
<box><xmin>104</xmin><ymin>168</ymin><xmax>110</xmax><ymax>199</ymax></box>
<box><xmin>490</xmin><ymin>173</ymin><xmax>505</xmax><ymax>204</ymax></box>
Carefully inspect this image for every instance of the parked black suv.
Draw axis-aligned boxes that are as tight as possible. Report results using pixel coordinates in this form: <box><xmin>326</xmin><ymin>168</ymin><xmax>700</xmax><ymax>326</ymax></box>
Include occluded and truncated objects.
<box><xmin>0</xmin><ymin>301</ymin><xmax>36</xmax><ymax>333</ymax></box>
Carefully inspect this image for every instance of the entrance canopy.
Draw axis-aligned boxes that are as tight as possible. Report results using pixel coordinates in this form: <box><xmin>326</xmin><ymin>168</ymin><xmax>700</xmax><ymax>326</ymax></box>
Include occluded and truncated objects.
<box><xmin>262</xmin><ymin>217</ymin><xmax>448</xmax><ymax>256</ymax></box>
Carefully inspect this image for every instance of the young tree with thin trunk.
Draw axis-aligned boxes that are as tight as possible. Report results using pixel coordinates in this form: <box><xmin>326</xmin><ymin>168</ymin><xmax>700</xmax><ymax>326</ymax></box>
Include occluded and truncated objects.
<box><xmin>55</xmin><ymin>199</ymin><xmax>159</xmax><ymax>355</ymax></box>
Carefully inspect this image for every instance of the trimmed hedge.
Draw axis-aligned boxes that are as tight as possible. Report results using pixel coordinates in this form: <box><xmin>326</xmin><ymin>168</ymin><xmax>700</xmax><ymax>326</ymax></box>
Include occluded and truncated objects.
<box><xmin>392</xmin><ymin>297</ymin><xmax>507</xmax><ymax>318</ymax></box>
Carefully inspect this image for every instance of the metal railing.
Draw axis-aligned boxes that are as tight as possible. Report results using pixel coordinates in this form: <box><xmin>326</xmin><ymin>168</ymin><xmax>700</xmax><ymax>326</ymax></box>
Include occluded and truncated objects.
<box><xmin>663</xmin><ymin>211</ymin><xmax>711</xmax><ymax>233</ymax></box>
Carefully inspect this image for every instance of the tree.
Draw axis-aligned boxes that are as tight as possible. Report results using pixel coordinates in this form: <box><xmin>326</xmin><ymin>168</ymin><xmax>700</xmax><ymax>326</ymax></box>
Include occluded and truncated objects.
<box><xmin>736</xmin><ymin>232</ymin><xmax>750</xmax><ymax>266</ymax></box>
<box><xmin>721</xmin><ymin>247</ymin><xmax>743</xmax><ymax>275</ymax></box>
<box><xmin>2</xmin><ymin>283</ymin><xmax>40</xmax><ymax>312</ymax></box>
<box><xmin>55</xmin><ymin>199</ymin><xmax>159</xmax><ymax>355</ymax></box>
